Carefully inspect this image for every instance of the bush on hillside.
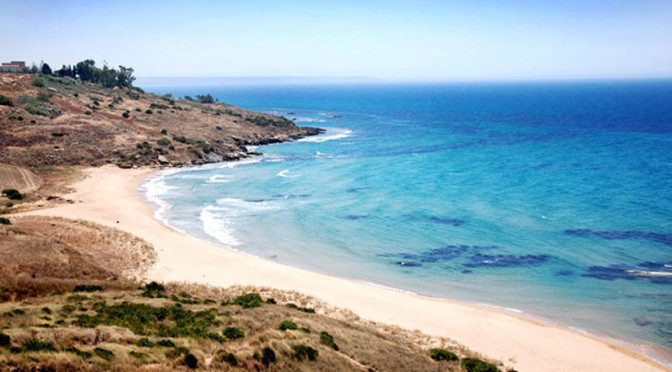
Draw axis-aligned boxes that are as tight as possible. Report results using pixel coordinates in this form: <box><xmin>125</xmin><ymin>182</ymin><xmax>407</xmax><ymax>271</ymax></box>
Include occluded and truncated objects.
<box><xmin>0</xmin><ymin>94</ymin><xmax>14</xmax><ymax>106</ymax></box>
<box><xmin>462</xmin><ymin>358</ymin><xmax>501</xmax><ymax>372</ymax></box>
<box><xmin>292</xmin><ymin>345</ymin><xmax>319</xmax><ymax>361</ymax></box>
<box><xmin>430</xmin><ymin>348</ymin><xmax>458</xmax><ymax>362</ymax></box>
<box><xmin>2</xmin><ymin>189</ymin><xmax>23</xmax><ymax>200</ymax></box>
<box><xmin>230</xmin><ymin>293</ymin><xmax>263</xmax><ymax>308</ymax></box>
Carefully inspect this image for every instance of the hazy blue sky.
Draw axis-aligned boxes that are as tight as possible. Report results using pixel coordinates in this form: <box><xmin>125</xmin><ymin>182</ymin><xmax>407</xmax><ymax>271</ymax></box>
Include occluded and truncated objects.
<box><xmin>2</xmin><ymin>0</ymin><xmax>671</xmax><ymax>80</ymax></box>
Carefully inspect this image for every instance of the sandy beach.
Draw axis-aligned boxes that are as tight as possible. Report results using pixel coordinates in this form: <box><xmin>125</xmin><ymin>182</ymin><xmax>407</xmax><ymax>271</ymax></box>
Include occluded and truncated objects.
<box><xmin>20</xmin><ymin>165</ymin><xmax>671</xmax><ymax>372</ymax></box>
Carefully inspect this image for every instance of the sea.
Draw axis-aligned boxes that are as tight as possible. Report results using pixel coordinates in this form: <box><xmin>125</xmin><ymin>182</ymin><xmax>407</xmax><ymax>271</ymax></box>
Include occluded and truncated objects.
<box><xmin>138</xmin><ymin>80</ymin><xmax>672</xmax><ymax>361</ymax></box>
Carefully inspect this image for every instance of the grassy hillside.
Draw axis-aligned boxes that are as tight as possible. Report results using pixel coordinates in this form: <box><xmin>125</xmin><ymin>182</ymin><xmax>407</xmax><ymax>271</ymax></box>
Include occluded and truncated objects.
<box><xmin>0</xmin><ymin>73</ymin><xmax>321</xmax><ymax>168</ymax></box>
<box><xmin>0</xmin><ymin>215</ymin><xmax>508</xmax><ymax>372</ymax></box>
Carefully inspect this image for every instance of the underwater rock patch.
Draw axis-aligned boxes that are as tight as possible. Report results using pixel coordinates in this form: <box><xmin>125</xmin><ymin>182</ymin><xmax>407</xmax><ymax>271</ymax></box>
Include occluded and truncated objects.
<box><xmin>427</xmin><ymin>217</ymin><xmax>466</xmax><ymax>226</ymax></box>
<box><xmin>564</xmin><ymin>229</ymin><xmax>672</xmax><ymax>247</ymax></box>
<box><xmin>342</xmin><ymin>215</ymin><xmax>369</xmax><ymax>220</ymax></box>
<box><xmin>463</xmin><ymin>253</ymin><xmax>549</xmax><ymax>268</ymax></box>
<box><xmin>583</xmin><ymin>262</ymin><xmax>672</xmax><ymax>284</ymax></box>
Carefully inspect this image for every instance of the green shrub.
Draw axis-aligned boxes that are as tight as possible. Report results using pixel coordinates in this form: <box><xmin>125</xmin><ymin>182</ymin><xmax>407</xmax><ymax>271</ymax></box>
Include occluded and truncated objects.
<box><xmin>145</xmin><ymin>109</ymin><xmax>153</xmax><ymax>114</ymax></box>
<box><xmin>122</xmin><ymin>112</ymin><xmax>130</xmax><ymax>118</ymax></box>
<box><xmin>51</xmin><ymin>132</ymin><xmax>64</xmax><ymax>137</ymax></box>
<box><xmin>196</xmin><ymin>94</ymin><xmax>214</xmax><ymax>104</ymax></box>
<box><xmin>129</xmin><ymin>350</ymin><xmax>147</xmax><ymax>359</ymax></box>
<box><xmin>292</xmin><ymin>345</ymin><xmax>318</xmax><ymax>361</ymax></box>
<box><xmin>94</xmin><ymin>347</ymin><xmax>114</xmax><ymax>361</ymax></box>
<box><xmin>320</xmin><ymin>331</ymin><xmax>338</xmax><ymax>350</ymax></box>
<box><xmin>430</xmin><ymin>348</ymin><xmax>458</xmax><ymax>362</ymax></box>
<box><xmin>136</xmin><ymin>337</ymin><xmax>154</xmax><ymax>347</ymax></box>
<box><xmin>0</xmin><ymin>94</ymin><xmax>14</xmax><ymax>107</ymax></box>
<box><xmin>0</xmin><ymin>332</ymin><xmax>10</xmax><ymax>347</ymax></box>
<box><xmin>231</xmin><ymin>293</ymin><xmax>263</xmax><ymax>308</ymax></box>
<box><xmin>223</xmin><ymin>327</ymin><xmax>245</xmax><ymax>339</ymax></box>
<box><xmin>165</xmin><ymin>346</ymin><xmax>190</xmax><ymax>359</ymax></box>
<box><xmin>277</xmin><ymin>320</ymin><xmax>298</xmax><ymax>331</ymax></box>
<box><xmin>141</xmin><ymin>281</ymin><xmax>166</xmax><ymax>298</ymax></box>
<box><xmin>32</xmin><ymin>77</ymin><xmax>45</xmax><ymax>87</ymax></box>
<box><xmin>64</xmin><ymin>347</ymin><xmax>92</xmax><ymax>359</ymax></box>
<box><xmin>85</xmin><ymin>110</ymin><xmax>92</xmax><ymax>115</ymax></box>
<box><xmin>22</xmin><ymin>340</ymin><xmax>57</xmax><ymax>352</ymax></box>
<box><xmin>73</xmin><ymin>285</ymin><xmax>103</xmax><ymax>293</ymax></box>
<box><xmin>204</xmin><ymin>332</ymin><xmax>227</xmax><ymax>343</ymax></box>
<box><xmin>0</xmin><ymin>217</ymin><xmax>10</xmax><ymax>225</ymax></box>
<box><xmin>185</xmin><ymin>353</ymin><xmax>198</xmax><ymax>369</ymax></box>
<box><xmin>2</xmin><ymin>189</ymin><xmax>23</xmax><ymax>200</ymax></box>
<box><xmin>41</xmin><ymin>307</ymin><xmax>52</xmax><ymax>314</ymax></box>
<box><xmin>219</xmin><ymin>351</ymin><xmax>238</xmax><ymax>366</ymax></box>
<box><xmin>261</xmin><ymin>347</ymin><xmax>276</xmax><ymax>366</ymax></box>
<box><xmin>160</xmin><ymin>129</ymin><xmax>167</xmax><ymax>135</ymax></box>
<box><xmin>286</xmin><ymin>303</ymin><xmax>316</xmax><ymax>313</ymax></box>
<box><xmin>157</xmin><ymin>339</ymin><xmax>175</xmax><ymax>347</ymax></box>
<box><xmin>462</xmin><ymin>358</ymin><xmax>501</xmax><ymax>372</ymax></box>
<box><xmin>157</xmin><ymin>138</ymin><xmax>171</xmax><ymax>146</ymax></box>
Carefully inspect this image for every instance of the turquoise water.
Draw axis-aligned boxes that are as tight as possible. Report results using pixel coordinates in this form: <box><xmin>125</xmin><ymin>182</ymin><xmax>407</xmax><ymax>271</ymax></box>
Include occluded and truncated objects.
<box><xmin>140</xmin><ymin>82</ymin><xmax>672</xmax><ymax>357</ymax></box>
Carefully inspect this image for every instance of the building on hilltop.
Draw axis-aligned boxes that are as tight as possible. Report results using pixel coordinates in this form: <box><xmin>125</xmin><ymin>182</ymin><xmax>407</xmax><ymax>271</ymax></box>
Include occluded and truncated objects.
<box><xmin>0</xmin><ymin>61</ymin><xmax>26</xmax><ymax>73</ymax></box>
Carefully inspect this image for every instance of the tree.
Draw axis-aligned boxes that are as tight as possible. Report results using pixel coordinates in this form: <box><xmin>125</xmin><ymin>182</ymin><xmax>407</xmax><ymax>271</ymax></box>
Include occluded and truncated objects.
<box><xmin>29</xmin><ymin>63</ymin><xmax>38</xmax><ymax>74</ymax></box>
<box><xmin>41</xmin><ymin>62</ymin><xmax>52</xmax><ymax>75</ymax></box>
<box><xmin>75</xmin><ymin>59</ymin><xmax>96</xmax><ymax>81</ymax></box>
<box><xmin>117</xmin><ymin>66</ymin><xmax>135</xmax><ymax>87</ymax></box>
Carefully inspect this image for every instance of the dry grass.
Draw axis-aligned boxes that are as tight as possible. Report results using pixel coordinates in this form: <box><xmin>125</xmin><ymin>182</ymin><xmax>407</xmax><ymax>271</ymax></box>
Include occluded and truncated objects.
<box><xmin>0</xmin><ymin>216</ymin><xmax>156</xmax><ymax>301</ymax></box>
<box><xmin>0</xmin><ymin>281</ymin><xmax>502</xmax><ymax>372</ymax></box>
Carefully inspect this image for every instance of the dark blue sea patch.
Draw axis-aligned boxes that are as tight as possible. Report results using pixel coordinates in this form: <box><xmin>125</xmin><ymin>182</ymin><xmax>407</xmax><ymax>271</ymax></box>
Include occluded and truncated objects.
<box><xmin>427</xmin><ymin>217</ymin><xmax>466</xmax><ymax>226</ymax></box>
<box><xmin>342</xmin><ymin>215</ymin><xmax>369</xmax><ymax>220</ymax></box>
<box><xmin>345</xmin><ymin>187</ymin><xmax>370</xmax><ymax>193</ymax></box>
<box><xmin>583</xmin><ymin>262</ymin><xmax>672</xmax><ymax>284</ymax></box>
<box><xmin>396</xmin><ymin>261</ymin><xmax>422</xmax><ymax>267</ymax></box>
<box><xmin>464</xmin><ymin>253</ymin><xmax>550</xmax><ymax>268</ymax></box>
<box><xmin>555</xmin><ymin>270</ymin><xmax>575</xmax><ymax>277</ymax></box>
<box><xmin>378</xmin><ymin>244</ymin><xmax>500</xmax><ymax>265</ymax></box>
<box><xmin>564</xmin><ymin>229</ymin><xmax>672</xmax><ymax>247</ymax></box>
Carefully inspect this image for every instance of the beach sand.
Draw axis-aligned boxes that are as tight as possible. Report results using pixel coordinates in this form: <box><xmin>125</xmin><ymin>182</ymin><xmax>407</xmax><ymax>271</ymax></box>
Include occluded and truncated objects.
<box><xmin>21</xmin><ymin>165</ymin><xmax>671</xmax><ymax>372</ymax></box>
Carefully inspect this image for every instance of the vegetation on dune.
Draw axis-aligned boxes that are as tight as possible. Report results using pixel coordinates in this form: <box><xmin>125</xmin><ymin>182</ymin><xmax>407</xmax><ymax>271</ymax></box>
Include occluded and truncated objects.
<box><xmin>430</xmin><ymin>348</ymin><xmax>459</xmax><ymax>362</ymax></box>
<box><xmin>0</xmin><ymin>274</ymin><xmax>507</xmax><ymax>371</ymax></box>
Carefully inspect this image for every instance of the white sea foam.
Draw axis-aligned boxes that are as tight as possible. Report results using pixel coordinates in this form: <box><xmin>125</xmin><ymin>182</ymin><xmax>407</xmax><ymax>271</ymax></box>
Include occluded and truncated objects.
<box><xmin>200</xmin><ymin>205</ymin><xmax>239</xmax><ymax>246</ymax></box>
<box><xmin>277</xmin><ymin>169</ymin><xmax>300</xmax><ymax>178</ymax></box>
<box><xmin>206</xmin><ymin>174</ymin><xmax>233</xmax><ymax>183</ymax></box>
<box><xmin>298</xmin><ymin>128</ymin><xmax>353</xmax><ymax>143</ymax></box>
<box><xmin>200</xmin><ymin>198</ymin><xmax>279</xmax><ymax>247</ymax></box>
<box><xmin>293</xmin><ymin>116</ymin><xmax>327</xmax><ymax>123</ymax></box>
<box><xmin>140</xmin><ymin>171</ymin><xmax>186</xmax><ymax>234</ymax></box>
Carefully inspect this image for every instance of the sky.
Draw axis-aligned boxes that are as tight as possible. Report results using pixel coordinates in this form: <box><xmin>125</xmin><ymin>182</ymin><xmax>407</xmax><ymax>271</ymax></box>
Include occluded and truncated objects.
<box><xmin>1</xmin><ymin>0</ymin><xmax>671</xmax><ymax>81</ymax></box>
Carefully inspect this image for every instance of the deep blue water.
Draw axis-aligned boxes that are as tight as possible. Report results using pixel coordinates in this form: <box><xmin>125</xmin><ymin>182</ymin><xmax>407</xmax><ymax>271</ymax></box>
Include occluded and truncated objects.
<box><xmin>140</xmin><ymin>81</ymin><xmax>672</xmax><ymax>355</ymax></box>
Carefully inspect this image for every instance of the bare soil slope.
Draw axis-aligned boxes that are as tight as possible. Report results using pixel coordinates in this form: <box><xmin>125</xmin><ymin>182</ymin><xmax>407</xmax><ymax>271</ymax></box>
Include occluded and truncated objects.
<box><xmin>0</xmin><ymin>164</ymin><xmax>41</xmax><ymax>192</ymax></box>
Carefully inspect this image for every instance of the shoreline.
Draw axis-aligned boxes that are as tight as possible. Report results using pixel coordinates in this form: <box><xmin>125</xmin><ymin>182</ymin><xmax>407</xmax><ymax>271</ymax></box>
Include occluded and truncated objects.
<box><xmin>20</xmin><ymin>165</ymin><xmax>672</xmax><ymax>372</ymax></box>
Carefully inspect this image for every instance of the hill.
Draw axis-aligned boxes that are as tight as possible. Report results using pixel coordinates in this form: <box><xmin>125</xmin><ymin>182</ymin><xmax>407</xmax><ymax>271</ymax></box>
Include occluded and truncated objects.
<box><xmin>0</xmin><ymin>73</ymin><xmax>321</xmax><ymax>169</ymax></box>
